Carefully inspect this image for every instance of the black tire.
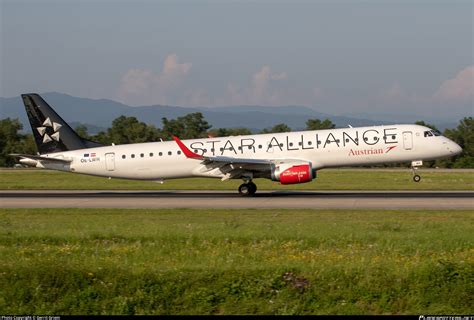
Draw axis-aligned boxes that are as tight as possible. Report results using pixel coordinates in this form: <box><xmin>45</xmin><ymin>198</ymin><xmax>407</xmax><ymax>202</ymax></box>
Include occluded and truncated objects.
<box><xmin>238</xmin><ymin>183</ymin><xmax>250</xmax><ymax>195</ymax></box>
<box><xmin>413</xmin><ymin>175</ymin><xmax>421</xmax><ymax>182</ymax></box>
<box><xmin>248</xmin><ymin>182</ymin><xmax>257</xmax><ymax>195</ymax></box>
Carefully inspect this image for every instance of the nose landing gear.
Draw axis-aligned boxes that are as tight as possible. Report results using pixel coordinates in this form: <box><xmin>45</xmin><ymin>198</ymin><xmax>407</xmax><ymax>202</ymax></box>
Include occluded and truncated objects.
<box><xmin>411</xmin><ymin>160</ymin><xmax>422</xmax><ymax>182</ymax></box>
<box><xmin>238</xmin><ymin>181</ymin><xmax>257</xmax><ymax>196</ymax></box>
<box><xmin>413</xmin><ymin>173</ymin><xmax>421</xmax><ymax>182</ymax></box>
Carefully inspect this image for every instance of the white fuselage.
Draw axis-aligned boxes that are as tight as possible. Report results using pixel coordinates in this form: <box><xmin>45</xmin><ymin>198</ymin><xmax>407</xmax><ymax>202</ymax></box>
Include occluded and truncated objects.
<box><xmin>36</xmin><ymin>124</ymin><xmax>461</xmax><ymax>181</ymax></box>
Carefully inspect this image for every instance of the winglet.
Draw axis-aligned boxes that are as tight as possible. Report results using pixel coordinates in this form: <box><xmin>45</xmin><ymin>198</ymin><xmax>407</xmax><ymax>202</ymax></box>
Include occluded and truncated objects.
<box><xmin>172</xmin><ymin>136</ymin><xmax>203</xmax><ymax>159</ymax></box>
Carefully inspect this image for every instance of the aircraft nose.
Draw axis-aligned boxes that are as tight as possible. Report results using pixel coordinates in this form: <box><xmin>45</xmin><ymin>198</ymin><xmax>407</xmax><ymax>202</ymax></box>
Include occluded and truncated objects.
<box><xmin>448</xmin><ymin>141</ymin><xmax>462</xmax><ymax>155</ymax></box>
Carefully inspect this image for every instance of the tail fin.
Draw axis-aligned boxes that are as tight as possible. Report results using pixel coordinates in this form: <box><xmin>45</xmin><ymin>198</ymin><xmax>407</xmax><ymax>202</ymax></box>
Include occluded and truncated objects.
<box><xmin>21</xmin><ymin>93</ymin><xmax>103</xmax><ymax>154</ymax></box>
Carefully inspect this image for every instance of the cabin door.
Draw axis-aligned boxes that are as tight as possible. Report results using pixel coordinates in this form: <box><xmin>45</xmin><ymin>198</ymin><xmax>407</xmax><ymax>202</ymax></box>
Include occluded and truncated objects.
<box><xmin>402</xmin><ymin>132</ymin><xmax>413</xmax><ymax>150</ymax></box>
<box><xmin>105</xmin><ymin>153</ymin><xmax>115</xmax><ymax>171</ymax></box>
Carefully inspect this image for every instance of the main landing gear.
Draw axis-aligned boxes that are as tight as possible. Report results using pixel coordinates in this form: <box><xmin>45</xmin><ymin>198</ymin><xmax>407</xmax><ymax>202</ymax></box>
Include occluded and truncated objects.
<box><xmin>238</xmin><ymin>181</ymin><xmax>257</xmax><ymax>196</ymax></box>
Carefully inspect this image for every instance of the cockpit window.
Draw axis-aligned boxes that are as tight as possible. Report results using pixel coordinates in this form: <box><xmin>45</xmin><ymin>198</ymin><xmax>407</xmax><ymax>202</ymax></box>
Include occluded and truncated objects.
<box><xmin>424</xmin><ymin>130</ymin><xmax>441</xmax><ymax>137</ymax></box>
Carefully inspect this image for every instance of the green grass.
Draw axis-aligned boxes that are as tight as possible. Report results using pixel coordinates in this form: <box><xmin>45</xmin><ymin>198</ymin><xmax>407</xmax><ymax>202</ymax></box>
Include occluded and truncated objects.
<box><xmin>1</xmin><ymin>168</ymin><xmax>473</xmax><ymax>190</ymax></box>
<box><xmin>0</xmin><ymin>208</ymin><xmax>472</xmax><ymax>314</ymax></box>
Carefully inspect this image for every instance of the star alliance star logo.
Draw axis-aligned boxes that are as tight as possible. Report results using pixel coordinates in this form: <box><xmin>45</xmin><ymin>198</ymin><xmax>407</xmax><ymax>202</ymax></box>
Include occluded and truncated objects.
<box><xmin>36</xmin><ymin>117</ymin><xmax>62</xmax><ymax>143</ymax></box>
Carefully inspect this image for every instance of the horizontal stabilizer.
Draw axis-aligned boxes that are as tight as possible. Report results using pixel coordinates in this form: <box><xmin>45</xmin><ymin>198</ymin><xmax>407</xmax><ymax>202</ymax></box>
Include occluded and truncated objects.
<box><xmin>9</xmin><ymin>154</ymin><xmax>72</xmax><ymax>163</ymax></box>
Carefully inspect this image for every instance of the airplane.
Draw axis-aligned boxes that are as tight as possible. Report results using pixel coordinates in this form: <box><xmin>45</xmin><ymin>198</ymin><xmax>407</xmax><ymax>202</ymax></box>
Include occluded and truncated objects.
<box><xmin>11</xmin><ymin>93</ymin><xmax>462</xmax><ymax>195</ymax></box>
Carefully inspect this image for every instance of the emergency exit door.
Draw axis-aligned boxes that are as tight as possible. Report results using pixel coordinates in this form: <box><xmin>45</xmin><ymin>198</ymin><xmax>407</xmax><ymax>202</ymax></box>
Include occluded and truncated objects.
<box><xmin>105</xmin><ymin>153</ymin><xmax>115</xmax><ymax>171</ymax></box>
<box><xmin>402</xmin><ymin>132</ymin><xmax>413</xmax><ymax>150</ymax></box>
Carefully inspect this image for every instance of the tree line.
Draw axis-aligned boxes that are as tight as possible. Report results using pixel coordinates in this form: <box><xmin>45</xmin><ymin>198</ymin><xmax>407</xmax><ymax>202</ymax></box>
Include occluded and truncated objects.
<box><xmin>1</xmin><ymin>114</ymin><xmax>472</xmax><ymax>168</ymax></box>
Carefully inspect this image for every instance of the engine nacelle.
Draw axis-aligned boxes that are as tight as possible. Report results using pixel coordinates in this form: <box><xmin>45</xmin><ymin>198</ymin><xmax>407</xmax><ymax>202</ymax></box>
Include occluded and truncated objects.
<box><xmin>271</xmin><ymin>163</ymin><xmax>315</xmax><ymax>185</ymax></box>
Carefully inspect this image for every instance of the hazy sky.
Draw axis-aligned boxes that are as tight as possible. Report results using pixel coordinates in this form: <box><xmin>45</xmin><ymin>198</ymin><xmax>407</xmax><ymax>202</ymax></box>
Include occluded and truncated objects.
<box><xmin>1</xmin><ymin>0</ymin><xmax>473</xmax><ymax>119</ymax></box>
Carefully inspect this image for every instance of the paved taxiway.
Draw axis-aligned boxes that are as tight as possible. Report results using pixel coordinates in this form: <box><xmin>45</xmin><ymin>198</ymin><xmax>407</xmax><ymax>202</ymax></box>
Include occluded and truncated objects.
<box><xmin>1</xmin><ymin>190</ymin><xmax>472</xmax><ymax>209</ymax></box>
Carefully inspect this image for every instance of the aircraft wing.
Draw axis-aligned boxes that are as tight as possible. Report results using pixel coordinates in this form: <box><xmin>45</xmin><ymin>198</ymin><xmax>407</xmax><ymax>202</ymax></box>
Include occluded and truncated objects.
<box><xmin>10</xmin><ymin>153</ymin><xmax>73</xmax><ymax>164</ymax></box>
<box><xmin>173</xmin><ymin>136</ymin><xmax>309</xmax><ymax>180</ymax></box>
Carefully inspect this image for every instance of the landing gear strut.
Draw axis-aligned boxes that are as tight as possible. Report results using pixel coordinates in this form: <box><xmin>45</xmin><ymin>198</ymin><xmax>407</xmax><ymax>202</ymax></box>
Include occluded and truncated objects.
<box><xmin>238</xmin><ymin>181</ymin><xmax>257</xmax><ymax>196</ymax></box>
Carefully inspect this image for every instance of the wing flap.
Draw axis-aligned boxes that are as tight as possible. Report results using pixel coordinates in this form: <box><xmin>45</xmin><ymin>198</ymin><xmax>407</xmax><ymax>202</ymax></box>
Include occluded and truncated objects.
<box><xmin>202</xmin><ymin>156</ymin><xmax>272</xmax><ymax>165</ymax></box>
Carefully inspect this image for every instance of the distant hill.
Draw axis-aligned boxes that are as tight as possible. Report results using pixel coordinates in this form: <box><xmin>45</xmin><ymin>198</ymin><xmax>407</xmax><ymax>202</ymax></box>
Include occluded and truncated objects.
<box><xmin>0</xmin><ymin>92</ymin><xmax>455</xmax><ymax>133</ymax></box>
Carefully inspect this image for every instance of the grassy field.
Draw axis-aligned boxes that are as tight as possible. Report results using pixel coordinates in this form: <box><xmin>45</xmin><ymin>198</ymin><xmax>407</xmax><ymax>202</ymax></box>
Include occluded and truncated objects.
<box><xmin>1</xmin><ymin>168</ymin><xmax>473</xmax><ymax>190</ymax></box>
<box><xmin>0</xmin><ymin>208</ymin><xmax>472</xmax><ymax>315</ymax></box>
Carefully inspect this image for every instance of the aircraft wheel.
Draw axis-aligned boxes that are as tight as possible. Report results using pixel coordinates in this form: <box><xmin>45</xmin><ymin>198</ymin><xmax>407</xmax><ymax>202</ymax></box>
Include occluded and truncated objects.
<box><xmin>413</xmin><ymin>175</ymin><xmax>421</xmax><ymax>182</ymax></box>
<box><xmin>238</xmin><ymin>183</ymin><xmax>251</xmax><ymax>196</ymax></box>
<box><xmin>248</xmin><ymin>182</ymin><xmax>257</xmax><ymax>195</ymax></box>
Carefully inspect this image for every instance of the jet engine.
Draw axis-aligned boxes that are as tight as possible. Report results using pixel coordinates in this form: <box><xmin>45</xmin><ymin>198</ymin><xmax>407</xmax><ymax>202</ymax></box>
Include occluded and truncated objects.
<box><xmin>271</xmin><ymin>163</ymin><xmax>316</xmax><ymax>184</ymax></box>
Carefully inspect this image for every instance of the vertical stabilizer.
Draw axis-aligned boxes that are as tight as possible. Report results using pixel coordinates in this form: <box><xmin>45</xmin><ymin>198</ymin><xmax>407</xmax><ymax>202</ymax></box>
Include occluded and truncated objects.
<box><xmin>21</xmin><ymin>93</ymin><xmax>102</xmax><ymax>154</ymax></box>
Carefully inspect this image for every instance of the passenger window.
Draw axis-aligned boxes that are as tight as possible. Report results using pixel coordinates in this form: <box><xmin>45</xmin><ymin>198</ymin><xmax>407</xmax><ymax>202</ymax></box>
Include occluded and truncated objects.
<box><xmin>122</xmin><ymin>155</ymin><xmax>126</xmax><ymax>159</ymax></box>
<box><xmin>149</xmin><ymin>153</ymin><xmax>153</xmax><ymax>157</ymax></box>
<box><xmin>308</xmin><ymin>141</ymin><xmax>312</xmax><ymax>145</ymax></box>
<box><xmin>131</xmin><ymin>154</ymin><xmax>135</xmax><ymax>158</ymax></box>
<box><xmin>159</xmin><ymin>152</ymin><xmax>163</xmax><ymax>156</ymax></box>
<box><xmin>140</xmin><ymin>153</ymin><xmax>144</xmax><ymax>157</ymax></box>
<box><xmin>168</xmin><ymin>151</ymin><xmax>172</xmax><ymax>155</ymax></box>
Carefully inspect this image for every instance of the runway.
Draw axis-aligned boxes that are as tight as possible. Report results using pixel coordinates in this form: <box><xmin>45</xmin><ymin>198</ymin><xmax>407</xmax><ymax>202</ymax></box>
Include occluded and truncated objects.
<box><xmin>1</xmin><ymin>190</ymin><xmax>472</xmax><ymax>209</ymax></box>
